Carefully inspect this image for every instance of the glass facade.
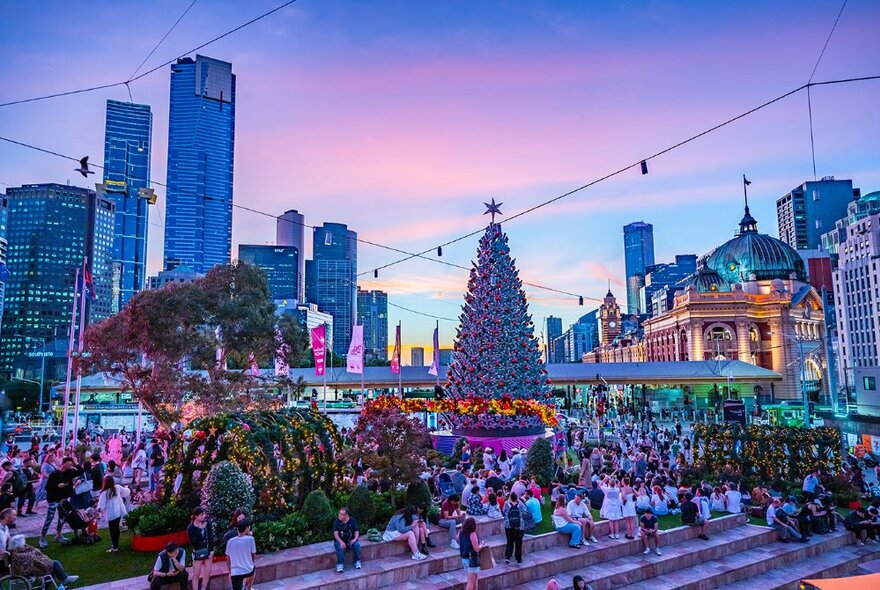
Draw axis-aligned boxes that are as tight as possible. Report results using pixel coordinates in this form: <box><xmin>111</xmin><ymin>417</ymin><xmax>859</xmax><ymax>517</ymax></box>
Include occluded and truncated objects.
<box><xmin>776</xmin><ymin>178</ymin><xmax>860</xmax><ymax>251</ymax></box>
<box><xmin>164</xmin><ymin>55</ymin><xmax>235</xmax><ymax>273</ymax></box>
<box><xmin>545</xmin><ymin>316</ymin><xmax>562</xmax><ymax>363</ymax></box>
<box><xmin>0</xmin><ymin>196</ymin><xmax>8</xmax><ymax>338</ymax></box>
<box><xmin>276</xmin><ymin>209</ymin><xmax>306</xmax><ymax>302</ymax></box>
<box><xmin>357</xmin><ymin>288</ymin><xmax>388</xmax><ymax>360</ymax></box>
<box><xmin>306</xmin><ymin>223</ymin><xmax>357</xmax><ymax>355</ymax></box>
<box><xmin>0</xmin><ymin>184</ymin><xmax>115</xmax><ymax>374</ymax></box>
<box><xmin>641</xmin><ymin>254</ymin><xmax>698</xmax><ymax>316</ymax></box>
<box><xmin>102</xmin><ymin>99</ymin><xmax>152</xmax><ymax>312</ymax></box>
<box><xmin>238</xmin><ymin>244</ymin><xmax>299</xmax><ymax>300</ymax></box>
<box><xmin>623</xmin><ymin>221</ymin><xmax>655</xmax><ymax>315</ymax></box>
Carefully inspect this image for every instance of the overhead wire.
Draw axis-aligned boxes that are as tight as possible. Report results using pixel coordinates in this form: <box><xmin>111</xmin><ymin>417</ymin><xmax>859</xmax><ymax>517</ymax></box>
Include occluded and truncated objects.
<box><xmin>0</xmin><ymin>0</ymin><xmax>299</xmax><ymax>108</ymax></box>
<box><xmin>128</xmin><ymin>0</ymin><xmax>200</xmax><ymax>81</ymax></box>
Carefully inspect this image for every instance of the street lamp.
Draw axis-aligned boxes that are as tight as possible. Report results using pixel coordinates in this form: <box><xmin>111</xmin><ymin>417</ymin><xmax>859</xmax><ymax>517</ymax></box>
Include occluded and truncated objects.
<box><xmin>15</xmin><ymin>334</ymin><xmax>46</xmax><ymax>414</ymax></box>
<box><xmin>773</xmin><ymin>331</ymin><xmax>821</xmax><ymax>428</ymax></box>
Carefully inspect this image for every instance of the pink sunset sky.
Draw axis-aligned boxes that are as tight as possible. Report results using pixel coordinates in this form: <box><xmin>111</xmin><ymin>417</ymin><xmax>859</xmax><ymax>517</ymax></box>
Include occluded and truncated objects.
<box><xmin>1</xmin><ymin>0</ymin><xmax>878</xmax><ymax>353</ymax></box>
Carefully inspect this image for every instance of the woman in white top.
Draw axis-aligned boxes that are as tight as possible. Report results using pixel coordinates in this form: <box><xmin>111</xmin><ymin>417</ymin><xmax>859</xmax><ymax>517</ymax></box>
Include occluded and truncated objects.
<box><xmin>620</xmin><ymin>477</ymin><xmax>637</xmax><ymax>539</ymax></box>
<box><xmin>96</xmin><ymin>475</ymin><xmax>131</xmax><ymax>552</ymax></box>
<box><xmin>709</xmin><ymin>487</ymin><xmax>727</xmax><ymax>512</ymax></box>
<box><xmin>600</xmin><ymin>477</ymin><xmax>622</xmax><ymax>539</ymax></box>
<box><xmin>635</xmin><ymin>485</ymin><xmax>652</xmax><ymax>514</ymax></box>
<box><xmin>650</xmin><ymin>486</ymin><xmax>670</xmax><ymax>516</ymax></box>
<box><xmin>131</xmin><ymin>443</ymin><xmax>147</xmax><ymax>489</ymax></box>
<box><xmin>497</xmin><ymin>450</ymin><xmax>511</xmax><ymax>479</ymax></box>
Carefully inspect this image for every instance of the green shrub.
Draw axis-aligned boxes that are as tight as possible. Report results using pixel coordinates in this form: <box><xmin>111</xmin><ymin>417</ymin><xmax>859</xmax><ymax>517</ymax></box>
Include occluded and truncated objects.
<box><xmin>425</xmin><ymin>449</ymin><xmax>449</xmax><ymax>467</ymax></box>
<box><xmin>125</xmin><ymin>502</ymin><xmax>190</xmax><ymax>537</ymax></box>
<box><xmin>302</xmin><ymin>489</ymin><xmax>334</xmax><ymax>531</ymax></box>
<box><xmin>253</xmin><ymin>512</ymin><xmax>310</xmax><ymax>553</ymax></box>
<box><xmin>404</xmin><ymin>481</ymin><xmax>433</xmax><ymax>511</ymax></box>
<box><xmin>371</xmin><ymin>491</ymin><xmax>395</xmax><ymax>527</ymax></box>
<box><xmin>347</xmin><ymin>485</ymin><xmax>376</xmax><ymax>527</ymax></box>
<box><xmin>525</xmin><ymin>438</ymin><xmax>554</xmax><ymax>486</ymax></box>
<box><xmin>446</xmin><ymin>437</ymin><xmax>468</xmax><ymax>468</ymax></box>
<box><xmin>203</xmin><ymin>460</ymin><xmax>255</xmax><ymax>547</ymax></box>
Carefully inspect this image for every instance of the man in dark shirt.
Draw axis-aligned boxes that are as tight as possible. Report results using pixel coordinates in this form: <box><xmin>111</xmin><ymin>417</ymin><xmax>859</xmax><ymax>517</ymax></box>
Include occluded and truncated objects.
<box><xmin>332</xmin><ymin>508</ymin><xmax>361</xmax><ymax>573</ymax></box>
<box><xmin>39</xmin><ymin>457</ymin><xmax>79</xmax><ymax>548</ymax></box>
<box><xmin>486</xmin><ymin>473</ymin><xmax>505</xmax><ymax>495</ymax></box>
<box><xmin>680</xmin><ymin>492</ymin><xmax>709</xmax><ymax>540</ymax></box>
<box><xmin>639</xmin><ymin>508</ymin><xmax>661</xmax><ymax>555</ymax></box>
<box><xmin>587</xmin><ymin>481</ymin><xmax>604</xmax><ymax>511</ymax></box>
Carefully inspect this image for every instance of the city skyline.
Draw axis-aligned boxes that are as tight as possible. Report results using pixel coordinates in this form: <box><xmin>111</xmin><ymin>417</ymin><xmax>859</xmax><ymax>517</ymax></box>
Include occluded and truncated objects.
<box><xmin>1</xmin><ymin>1</ymin><xmax>879</xmax><ymax>347</ymax></box>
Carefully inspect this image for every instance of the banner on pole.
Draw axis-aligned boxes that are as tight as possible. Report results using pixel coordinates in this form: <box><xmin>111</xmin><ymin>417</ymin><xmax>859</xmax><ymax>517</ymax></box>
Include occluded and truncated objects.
<box><xmin>274</xmin><ymin>328</ymin><xmax>290</xmax><ymax>376</ymax></box>
<box><xmin>347</xmin><ymin>325</ymin><xmax>364</xmax><ymax>374</ymax></box>
<box><xmin>311</xmin><ymin>324</ymin><xmax>326</xmax><ymax>376</ymax></box>
<box><xmin>428</xmin><ymin>324</ymin><xmax>439</xmax><ymax>377</ymax></box>
<box><xmin>390</xmin><ymin>323</ymin><xmax>401</xmax><ymax>375</ymax></box>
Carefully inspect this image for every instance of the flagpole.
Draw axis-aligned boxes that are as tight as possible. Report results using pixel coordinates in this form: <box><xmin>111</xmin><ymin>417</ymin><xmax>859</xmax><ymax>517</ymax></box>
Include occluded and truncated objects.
<box><xmin>322</xmin><ymin>322</ymin><xmax>328</xmax><ymax>411</ymax></box>
<box><xmin>435</xmin><ymin>320</ymin><xmax>440</xmax><ymax>387</ymax></box>
<box><xmin>71</xmin><ymin>258</ymin><xmax>88</xmax><ymax>446</ymax></box>
<box><xmin>397</xmin><ymin>321</ymin><xmax>403</xmax><ymax>397</ymax></box>
<box><xmin>61</xmin><ymin>267</ymin><xmax>80</xmax><ymax>451</ymax></box>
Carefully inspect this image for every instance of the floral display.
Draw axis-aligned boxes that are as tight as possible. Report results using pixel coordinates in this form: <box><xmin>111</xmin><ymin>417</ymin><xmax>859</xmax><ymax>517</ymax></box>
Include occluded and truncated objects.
<box><xmin>364</xmin><ymin>395</ymin><xmax>558</xmax><ymax>428</ymax></box>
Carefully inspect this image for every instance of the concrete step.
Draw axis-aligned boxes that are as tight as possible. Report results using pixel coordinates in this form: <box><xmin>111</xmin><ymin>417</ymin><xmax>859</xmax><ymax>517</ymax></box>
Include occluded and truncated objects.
<box><xmin>613</xmin><ymin>528</ymin><xmax>856</xmax><ymax>590</ymax></box>
<box><xmin>718</xmin><ymin>543</ymin><xmax>880</xmax><ymax>590</ymax></box>
<box><xmin>266</xmin><ymin>514</ymin><xmax>747</xmax><ymax>590</ymax></box>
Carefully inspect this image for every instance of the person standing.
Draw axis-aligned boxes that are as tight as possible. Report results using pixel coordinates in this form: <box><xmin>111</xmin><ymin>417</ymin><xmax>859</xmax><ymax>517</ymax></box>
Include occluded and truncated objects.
<box><xmin>502</xmin><ymin>491</ymin><xmax>526</xmax><ymax>564</ymax></box>
<box><xmin>39</xmin><ymin>457</ymin><xmax>77</xmax><ymax>548</ymax></box>
<box><xmin>226</xmin><ymin>519</ymin><xmax>257</xmax><ymax>590</ymax></box>
<box><xmin>132</xmin><ymin>443</ymin><xmax>147</xmax><ymax>489</ymax></box>
<box><xmin>148</xmin><ymin>440</ymin><xmax>164</xmax><ymax>493</ymax></box>
<box><xmin>332</xmin><ymin>508</ymin><xmax>361</xmax><ymax>572</ymax></box>
<box><xmin>97</xmin><ymin>475</ymin><xmax>130</xmax><ymax>552</ymax></box>
<box><xmin>458</xmin><ymin>517</ymin><xmax>485</xmax><ymax>590</ymax></box>
<box><xmin>188</xmin><ymin>507</ymin><xmax>215</xmax><ymax>590</ymax></box>
<box><xmin>16</xmin><ymin>458</ymin><xmax>38</xmax><ymax>517</ymax></box>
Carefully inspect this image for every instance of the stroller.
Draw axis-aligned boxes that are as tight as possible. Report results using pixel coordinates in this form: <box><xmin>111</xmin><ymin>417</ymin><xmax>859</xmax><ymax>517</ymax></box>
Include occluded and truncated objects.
<box><xmin>57</xmin><ymin>499</ymin><xmax>101</xmax><ymax>545</ymax></box>
<box><xmin>438</xmin><ymin>472</ymin><xmax>455</xmax><ymax>499</ymax></box>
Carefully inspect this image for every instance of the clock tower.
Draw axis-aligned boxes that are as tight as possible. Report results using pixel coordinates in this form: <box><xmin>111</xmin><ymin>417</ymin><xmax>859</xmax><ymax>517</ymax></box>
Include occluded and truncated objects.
<box><xmin>599</xmin><ymin>288</ymin><xmax>622</xmax><ymax>345</ymax></box>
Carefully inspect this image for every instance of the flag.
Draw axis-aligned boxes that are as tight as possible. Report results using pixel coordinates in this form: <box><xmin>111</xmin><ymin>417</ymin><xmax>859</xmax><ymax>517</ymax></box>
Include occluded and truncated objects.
<box><xmin>82</xmin><ymin>265</ymin><xmax>97</xmax><ymax>300</ymax></box>
<box><xmin>248</xmin><ymin>352</ymin><xmax>259</xmax><ymax>376</ymax></box>
<box><xmin>428</xmin><ymin>323</ymin><xmax>439</xmax><ymax>377</ymax></box>
<box><xmin>743</xmin><ymin>175</ymin><xmax>752</xmax><ymax>186</ymax></box>
<box><xmin>390</xmin><ymin>323</ymin><xmax>401</xmax><ymax>375</ymax></box>
<box><xmin>311</xmin><ymin>324</ymin><xmax>327</xmax><ymax>377</ymax></box>
<box><xmin>214</xmin><ymin>326</ymin><xmax>227</xmax><ymax>370</ymax></box>
<box><xmin>347</xmin><ymin>325</ymin><xmax>364</xmax><ymax>374</ymax></box>
<box><xmin>274</xmin><ymin>328</ymin><xmax>289</xmax><ymax>376</ymax></box>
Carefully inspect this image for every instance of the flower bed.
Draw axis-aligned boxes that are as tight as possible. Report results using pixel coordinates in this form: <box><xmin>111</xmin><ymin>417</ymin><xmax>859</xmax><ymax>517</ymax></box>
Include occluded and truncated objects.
<box><xmin>364</xmin><ymin>395</ymin><xmax>557</xmax><ymax>429</ymax></box>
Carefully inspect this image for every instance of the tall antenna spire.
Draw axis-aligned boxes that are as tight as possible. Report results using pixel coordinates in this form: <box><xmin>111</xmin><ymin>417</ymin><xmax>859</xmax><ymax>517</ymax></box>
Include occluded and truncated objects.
<box><xmin>739</xmin><ymin>175</ymin><xmax>758</xmax><ymax>234</ymax></box>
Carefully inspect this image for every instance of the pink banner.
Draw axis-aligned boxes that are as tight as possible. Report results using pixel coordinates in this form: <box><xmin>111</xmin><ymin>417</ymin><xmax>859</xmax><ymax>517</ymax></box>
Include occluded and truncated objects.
<box><xmin>311</xmin><ymin>324</ymin><xmax>326</xmax><ymax>376</ymax></box>
<box><xmin>347</xmin><ymin>325</ymin><xmax>364</xmax><ymax>374</ymax></box>
<box><xmin>390</xmin><ymin>323</ymin><xmax>401</xmax><ymax>374</ymax></box>
<box><xmin>274</xmin><ymin>328</ymin><xmax>289</xmax><ymax>376</ymax></box>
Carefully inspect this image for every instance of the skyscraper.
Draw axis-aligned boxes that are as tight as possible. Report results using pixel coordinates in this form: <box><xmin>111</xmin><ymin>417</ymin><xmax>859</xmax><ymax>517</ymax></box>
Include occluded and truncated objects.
<box><xmin>306</xmin><ymin>223</ymin><xmax>357</xmax><ymax>355</ymax></box>
<box><xmin>623</xmin><ymin>221</ymin><xmax>655</xmax><ymax>315</ymax></box>
<box><xmin>357</xmin><ymin>288</ymin><xmax>388</xmax><ymax>361</ymax></box>
<box><xmin>0</xmin><ymin>184</ymin><xmax>115</xmax><ymax>374</ymax></box>
<box><xmin>0</xmin><ymin>195</ymin><xmax>8</xmax><ymax>338</ymax></box>
<box><xmin>640</xmin><ymin>254</ymin><xmax>697</xmax><ymax>316</ymax></box>
<box><xmin>102</xmin><ymin>99</ymin><xmax>152</xmax><ymax>312</ymax></box>
<box><xmin>238</xmin><ymin>245</ymin><xmax>298</xmax><ymax>299</ymax></box>
<box><xmin>411</xmin><ymin>347</ymin><xmax>425</xmax><ymax>367</ymax></box>
<box><xmin>276</xmin><ymin>209</ymin><xmax>306</xmax><ymax>302</ymax></box>
<box><xmin>164</xmin><ymin>55</ymin><xmax>235</xmax><ymax>273</ymax></box>
<box><xmin>777</xmin><ymin>178</ymin><xmax>860</xmax><ymax>251</ymax></box>
<box><xmin>545</xmin><ymin>316</ymin><xmax>562</xmax><ymax>363</ymax></box>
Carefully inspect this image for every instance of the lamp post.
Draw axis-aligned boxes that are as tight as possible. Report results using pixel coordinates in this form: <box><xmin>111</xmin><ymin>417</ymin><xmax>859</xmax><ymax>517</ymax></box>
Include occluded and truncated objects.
<box><xmin>16</xmin><ymin>334</ymin><xmax>46</xmax><ymax>415</ymax></box>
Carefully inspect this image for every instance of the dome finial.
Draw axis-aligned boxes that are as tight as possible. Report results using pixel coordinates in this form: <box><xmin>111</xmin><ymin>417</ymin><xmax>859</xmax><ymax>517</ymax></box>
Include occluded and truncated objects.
<box><xmin>739</xmin><ymin>174</ymin><xmax>758</xmax><ymax>233</ymax></box>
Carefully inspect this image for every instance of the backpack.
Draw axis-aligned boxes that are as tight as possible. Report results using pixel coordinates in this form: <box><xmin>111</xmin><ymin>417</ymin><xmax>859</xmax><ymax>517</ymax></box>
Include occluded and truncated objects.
<box><xmin>506</xmin><ymin>504</ymin><xmax>522</xmax><ymax>530</ymax></box>
<box><xmin>12</xmin><ymin>468</ymin><xmax>26</xmax><ymax>494</ymax></box>
<box><xmin>521</xmin><ymin>505</ymin><xmax>536</xmax><ymax>533</ymax></box>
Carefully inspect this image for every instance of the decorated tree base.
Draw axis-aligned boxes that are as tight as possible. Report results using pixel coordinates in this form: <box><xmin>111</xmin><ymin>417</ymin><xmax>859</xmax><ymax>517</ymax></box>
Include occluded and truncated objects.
<box><xmin>432</xmin><ymin>429</ymin><xmax>553</xmax><ymax>456</ymax></box>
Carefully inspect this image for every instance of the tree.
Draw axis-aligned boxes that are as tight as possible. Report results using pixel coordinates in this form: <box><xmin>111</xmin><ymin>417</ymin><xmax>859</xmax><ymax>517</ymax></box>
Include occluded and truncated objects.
<box><xmin>79</xmin><ymin>262</ymin><xmax>309</xmax><ymax>427</ymax></box>
<box><xmin>525</xmin><ymin>438</ymin><xmax>555</xmax><ymax>485</ymax></box>
<box><xmin>202</xmin><ymin>461</ymin><xmax>255</xmax><ymax>550</ymax></box>
<box><xmin>344</xmin><ymin>406</ymin><xmax>432</xmax><ymax>507</ymax></box>
<box><xmin>446</xmin><ymin>221</ymin><xmax>551</xmax><ymax>430</ymax></box>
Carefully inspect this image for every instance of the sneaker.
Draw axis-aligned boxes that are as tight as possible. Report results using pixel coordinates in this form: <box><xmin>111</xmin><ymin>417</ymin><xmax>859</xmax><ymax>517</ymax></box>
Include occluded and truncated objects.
<box><xmin>857</xmin><ymin>540</ymin><xmax>864</xmax><ymax>546</ymax></box>
<box><xmin>63</xmin><ymin>576</ymin><xmax>79</xmax><ymax>585</ymax></box>
<box><xmin>590</xmin><ymin>536</ymin><xmax>598</xmax><ymax>543</ymax></box>
<box><xmin>336</xmin><ymin>564</ymin><xmax>344</xmax><ymax>573</ymax></box>
<box><xmin>643</xmin><ymin>548</ymin><xmax>650</xmax><ymax>555</ymax></box>
<box><xmin>355</xmin><ymin>561</ymin><xmax>362</xmax><ymax>569</ymax></box>
<box><xmin>655</xmin><ymin>548</ymin><xmax>662</xmax><ymax>556</ymax></box>
<box><xmin>516</xmin><ymin>560</ymin><xmax>523</xmax><ymax>564</ymax></box>
<box><xmin>38</xmin><ymin>538</ymin><xmax>48</xmax><ymax>549</ymax></box>
<box><xmin>412</xmin><ymin>553</ymin><xmax>427</xmax><ymax>560</ymax></box>
<box><xmin>505</xmin><ymin>558</ymin><xmax>511</xmax><ymax>564</ymax></box>
<box><xmin>450</xmin><ymin>539</ymin><xmax>460</xmax><ymax>550</ymax></box>
<box><xmin>698</xmin><ymin>534</ymin><xmax>710</xmax><ymax>541</ymax></box>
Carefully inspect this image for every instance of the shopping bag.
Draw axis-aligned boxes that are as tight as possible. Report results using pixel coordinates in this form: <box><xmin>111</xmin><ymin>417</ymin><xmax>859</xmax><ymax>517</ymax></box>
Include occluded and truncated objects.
<box><xmin>479</xmin><ymin>545</ymin><xmax>495</xmax><ymax>570</ymax></box>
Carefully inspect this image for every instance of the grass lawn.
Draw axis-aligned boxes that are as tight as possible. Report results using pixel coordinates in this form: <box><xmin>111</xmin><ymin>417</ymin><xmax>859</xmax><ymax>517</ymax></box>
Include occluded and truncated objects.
<box><xmin>27</xmin><ymin>531</ymin><xmax>156</xmax><ymax>588</ymax></box>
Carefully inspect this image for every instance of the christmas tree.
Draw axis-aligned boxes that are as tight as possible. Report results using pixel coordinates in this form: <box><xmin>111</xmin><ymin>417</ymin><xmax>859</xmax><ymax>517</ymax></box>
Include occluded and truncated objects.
<box><xmin>446</xmin><ymin>200</ymin><xmax>552</xmax><ymax>432</ymax></box>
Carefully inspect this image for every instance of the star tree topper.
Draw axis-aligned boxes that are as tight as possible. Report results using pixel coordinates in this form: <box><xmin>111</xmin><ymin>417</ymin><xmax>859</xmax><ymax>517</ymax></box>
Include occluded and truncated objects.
<box><xmin>484</xmin><ymin>197</ymin><xmax>503</xmax><ymax>223</ymax></box>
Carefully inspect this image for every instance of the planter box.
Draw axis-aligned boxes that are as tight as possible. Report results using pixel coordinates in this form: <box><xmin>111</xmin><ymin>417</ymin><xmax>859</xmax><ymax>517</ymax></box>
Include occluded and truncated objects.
<box><xmin>131</xmin><ymin>530</ymin><xmax>189</xmax><ymax>552</ymax></box>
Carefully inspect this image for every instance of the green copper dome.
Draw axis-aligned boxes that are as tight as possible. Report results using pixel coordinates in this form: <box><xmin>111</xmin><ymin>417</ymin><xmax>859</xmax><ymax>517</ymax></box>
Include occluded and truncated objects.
<box><xmin>687</xmin><ymin>266</ymin><xmax>731</xmax><ymax>293</ymax></box>
<box><xmin>705</xmin><ymin>205</ymin><xmax>806</xmax><ymax>284</ymax></box>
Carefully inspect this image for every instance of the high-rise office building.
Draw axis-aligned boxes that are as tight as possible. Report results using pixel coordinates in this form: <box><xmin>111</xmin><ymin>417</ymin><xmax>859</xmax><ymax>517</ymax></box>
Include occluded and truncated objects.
<box><xmin>0</xmin><ymin>195</ymin><xmax>8</xmax><ymax>338</ymax></box>
<box><xmin>640</xmin><ymin>254</ymin><xmax>698</xmax><ymax>316</ymax></box>
<box><xmin>0</xmin><ymin>184</ymin><xmax>115</xmax><ymax>374</ymax></box>
<box><xmin>777</xmin><ymin>178</ymin><xmax>860</xmax><ymax>251</ymax></box>
<box><xmin>238</xmin><ymin>245</ymin><xmax>298</xmax><ymax>300</ymax></box>
<box><xmin>833</xmin><ymin>212</ymin><xmax>880</xmax><ymax>393</ymax></box>
<box><xmin>276</xmin><ymin>300</ymin><xmax>334</xmax><ymax>354</ymax></box>
<box><xmin>545</xmin><ymin>316</ymin><xmax>562</xmax><ymax>363</ymax></box>
<box><xmin>411</xmin><ymin>347</ymin><xmax>425</xmax><ymax>367</ymax></box>
<box><xmin>623</xmin><ymin>221</ymin><xmax>655</xmax><ymax>315</ymax></box>
<box><xmin>276</xmin><ymin>209</ymin><xmax>306</xmax><ymax>302</ymax></box>
<box><xmin>164</xmin><ymin>55</ymin><xmax>236</xmax><ymax>273</ymax></box>
<box><xmin>306</xmin><ymin>223</ymin><xmax>357</xmax><ymax>355</ymax></box>
<box><xmin>101</xmin><ymin>99</ymin><xmax>152</xmax><ymax>312</ymax></box>
<box><xmin>357</xmin><ymin>288</ymin><xmax>388</xmax><ymax>361</ymax></box>
<box><xmin>148</xmin><ymin>265</ymin><xmax>204</xmax><ymax>290</ymax></box>
<box><xmin>820</xmin><ymin>191</ymin><xmax>880</xmax><ymax>263</ymax></box>
<box><xmin>438</xmin><ymin>348</ymin><xmax>453</xmax><ymax>366</ymax></box>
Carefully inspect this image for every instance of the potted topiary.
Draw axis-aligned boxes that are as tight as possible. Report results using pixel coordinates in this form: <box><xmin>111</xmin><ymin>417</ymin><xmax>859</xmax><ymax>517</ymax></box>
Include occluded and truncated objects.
<box><xmin>203</xmin><ymin>461</ymin><xmax>255</xmax><ymax>560</ymax></box>
<box><xmin>525</xmin><ymin>438</ymin><xmax>554</xmax><ymax>486</ymax></box>
<box><xmin>126</xmin><ymin>503</ymin><xmax>190</xmax><ymax>552</ymax></box>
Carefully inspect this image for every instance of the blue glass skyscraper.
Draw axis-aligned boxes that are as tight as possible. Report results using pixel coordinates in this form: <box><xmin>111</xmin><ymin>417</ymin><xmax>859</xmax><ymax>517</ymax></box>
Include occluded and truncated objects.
<box><xmin>238</xmin><ymin>244</ymin><xmax>299</xmax><ymax>299</ymax></box>
<box><xmin>305</xmin><ymin>223</ymin><xmax>357</xmax><ymax>355</ymax></box>
<box><xmin>102</xmin><ymin>99</ymin><xmax>152</xmax><ymax>312</ymax></box>
<box><xmin>623</xmin><ymin>221</ymin><xmax>655</xmax><ymax>315</ymax></box>
<box><xmin>164</xmin><ymin>55</ymin><xmax>235</xmax><ymax>273</ymax></box>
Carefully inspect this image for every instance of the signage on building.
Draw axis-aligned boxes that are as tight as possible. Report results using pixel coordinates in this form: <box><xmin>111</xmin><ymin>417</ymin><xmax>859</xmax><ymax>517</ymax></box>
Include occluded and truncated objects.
<box><xmin>722</xmin><ymin>399</ymin><xmax>746</xmax><ymax>425</ymax></box>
